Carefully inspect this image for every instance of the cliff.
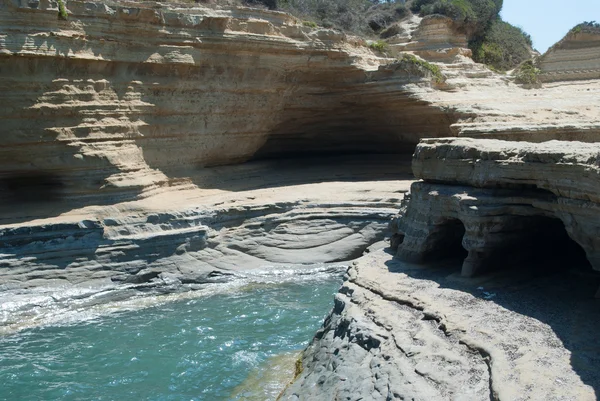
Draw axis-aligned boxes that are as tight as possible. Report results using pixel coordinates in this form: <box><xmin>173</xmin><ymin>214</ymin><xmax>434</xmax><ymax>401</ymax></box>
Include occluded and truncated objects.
<box><xmin>0</xmin><ymin>0</ymin><xmax>454</xmax><ymax>204</ymax></box>
<box><xmin>540</xmin><ymin>28</ymin><xmax>600</xmax><ymax>82</ymax></box>
<box><xmin>2</xmin><ymin>1</ymin><xmax>600</xmax><ymax>397</ymax></box>
<box><xmin>282</xmin><ymin>138</ymin><xmax>600</xmax><ymax>400</ymax></box>
<box><xmin>3</xmin><ymin>0</ymin><xmax>600</xmax><ymax>205</ymax></box>
<box><xmin>396</xmin><ymin>138</ymin><xmax>600</xmax><ymax>281</ymax></box>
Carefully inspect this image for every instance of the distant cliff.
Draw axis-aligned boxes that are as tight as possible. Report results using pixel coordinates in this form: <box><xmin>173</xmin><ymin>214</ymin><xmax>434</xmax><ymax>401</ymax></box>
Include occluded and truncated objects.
<box><xmin>540</xmin><ymin>25</ymin><xmax>600</xmax><ymax>82</ymax></box>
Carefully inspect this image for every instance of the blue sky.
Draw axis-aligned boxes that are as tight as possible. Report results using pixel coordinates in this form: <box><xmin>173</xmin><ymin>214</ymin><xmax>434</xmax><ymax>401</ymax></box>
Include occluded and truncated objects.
<box><xmin>501</xmin><ymin>0</ymin><xmax>600</xmax><ymax>53</ymax></box>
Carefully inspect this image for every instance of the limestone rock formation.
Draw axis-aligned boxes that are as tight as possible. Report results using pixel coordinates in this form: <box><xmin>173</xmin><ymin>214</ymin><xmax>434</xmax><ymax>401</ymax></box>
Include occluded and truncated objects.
<box><xmin>393</xmin><ymin>138</ymin><xmax>600</xmax><ymax>285</ymax></box>
<box><xmin>0</xmin><ymin>156</ymin><xmax>414</xmax><ymax>333</ymax></box>
<box><xmin>4</xmin><ymin>0</ymin><xmax>600</xmax><ymax>206</ymax></box>
<box><xmin>281</xmin><ymin>249</ymin><xmax>599</xmax><ymax>400</ymax></box>
<box><xmin>0</xmin><ymin>0</ymin><xmax>453</xmax><ymax>203</ymax></box>
<box><xmin>540</xmin><ymin>28</ymin><xmax>600</xmax><ymax>82</ymax></box>
<box><xmin>282</xmin><ymin>139</ymin><xmax>600</xmax><ymax>400</ymax></box>
<box><xmin>400</xmin><ymin>15</ymin><xmax>471</xmax><ymax>62</ymax></box>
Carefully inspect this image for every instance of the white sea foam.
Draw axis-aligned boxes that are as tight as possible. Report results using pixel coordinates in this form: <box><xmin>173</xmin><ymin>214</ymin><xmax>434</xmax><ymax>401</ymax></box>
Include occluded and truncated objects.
<box><xmin>0</xmin><ymin>263</ymin><xmax>347</xmax><ymax>336</ymax></box>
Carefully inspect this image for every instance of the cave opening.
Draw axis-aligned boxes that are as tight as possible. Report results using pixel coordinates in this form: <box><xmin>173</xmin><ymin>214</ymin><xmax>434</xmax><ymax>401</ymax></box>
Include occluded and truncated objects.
<box><xmin>492</xmin><ymin>216</ymin><xmax>592</xmax><ymax>273</ymax></box>
<box><xmin>250</xmin><ymin>90</ymin><xmax>459</xmax><ymax>162</ymax></box>
<box><xmin>427</xmin><ymin>218</ymin><xmax>469</xmax><ymax>263</ymax></box>
<box><xmin>0</xmin><ymin>172</ymin><xmax>65</xmax><ymax>204</ymax></box>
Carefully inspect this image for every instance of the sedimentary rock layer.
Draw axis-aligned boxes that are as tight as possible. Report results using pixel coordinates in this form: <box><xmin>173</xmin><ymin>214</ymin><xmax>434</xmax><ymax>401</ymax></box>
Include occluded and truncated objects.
<box><xmin>0</xmin><ymin>0</ymin><xmax>451</xmax><ymax>203</ymax></box>
<box><xmin>394</xmin><ymin>138</ymin><xmax>600</xmax><ymax>281</ymax></box>
<box><xmin>540</xmin><ymin>29</ymin><xmax>600</xmax><ymax>82</ymax></box>
<box><xmin>0</xmin><ymin>156</ymin><xmax>414</xmax><ymax>333</ymax></box>
<box><xmin>401</xmin><ymin>15</ymin><xmax>471</xmax><ymax>62</ymax></box>
<box><xmin>3</xmin><ymin>0</ymin><xmax>600</xmax><ymax>206</ymax></box>
<box><xmin>281</xmin><ymin>249</ymin><xmax>599</xmax><ymax>400</ymax></box>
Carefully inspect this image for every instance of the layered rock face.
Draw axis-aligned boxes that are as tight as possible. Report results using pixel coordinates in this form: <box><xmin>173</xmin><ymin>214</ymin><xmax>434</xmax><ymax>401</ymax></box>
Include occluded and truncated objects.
<box><xmin>3</xmin><ymin>0</ymin><xmax>600</xmax><ymax>206</ymax></box>
<box><xmin>0</xmin><ymin>0</ymin><xmax>454</xmax><ymax>204</ymax></box>
<box><xmin>398</xmin><ymin>15</ymin><xmax>471</xmax><ymax>62</ymax></box>
<box><xmin>283</xmin><ymin>138</ymin><xmax>600</xmax><ymax>401</ymax></box>
<box><xmin>0</xmin><ymin>156</ymin><xmax>414</xmax><ymax>333</ymax></box>
<box><xmin>393</xmin><ymin>138</ymin><xmax>600</xmax><ymax>285</ymax></box>
<box><xmin>540</xmin><ymin>29</ymin><xmax>600</xmax><ymax>82</ymax></box>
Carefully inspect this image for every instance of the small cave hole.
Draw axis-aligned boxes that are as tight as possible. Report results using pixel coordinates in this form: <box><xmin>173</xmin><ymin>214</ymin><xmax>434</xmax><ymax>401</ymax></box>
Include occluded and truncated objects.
<box><xmin>0</xmin><ymin>172</ymin><xmax>65</xmax><ymax>203</ymax></box>
<box><xmin>426</xmin><ymin>218</ymin><xmax>468</xmax><ymax>262</ymax></box>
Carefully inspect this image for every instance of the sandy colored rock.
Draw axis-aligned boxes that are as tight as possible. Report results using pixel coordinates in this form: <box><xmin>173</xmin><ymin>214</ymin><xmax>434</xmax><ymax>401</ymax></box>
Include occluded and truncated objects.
<box><xmin>0</xmin><ymin>156</ymin><xmax>414</xmax><ymax>334</ymax></box>
<box><xmin>2</xmin><ymin>0</ymin><xmax>600</xmax><ymax>204</ymax></box>
<box><xmin>1</xmin><ymin>3</ymin><xmax>600</xmax><ymax>398</ymax></box>
<box><xmin>0</xmin><ymin>0</ymin><xmax>453</xmax><ymax>203</ymax></box>
<box><xmin>540</xmin><ymin>28</ymin><xmax>600</xmax><ymax>82</ymax></box>
<box><xmin>402</xmin><ymin>15</ymin><xmax>471</xmax><ymax>62</ymax></box>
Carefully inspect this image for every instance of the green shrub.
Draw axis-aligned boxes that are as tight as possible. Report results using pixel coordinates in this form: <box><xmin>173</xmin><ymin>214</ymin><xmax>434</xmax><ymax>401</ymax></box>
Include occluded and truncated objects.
<box><xmin>369</xmin><ymin>39</ymin><xmax>388</xmax><ymax>52</ymax></box>
<box><xmin>411</xmin><ymin>0</ymin><xmax>503</xmax><ymax>36</ymax></box>
<box><xmin>514</xmin><ymin>59</ymin><xmax>541</xmax><ymax>86</ymax></box>
<box><xmin>246</xmin><ymin>0</ymin><xmax>408</xmax><ymax>36</ymax></box>
<box><xmin>470</xmin><ymin>18</ymin><xmax>532</xmax><ymax>71</ymax></box>
<box><xmin>57</xmin><ymin>0</ymin><xmax>68</xmax><ymax>20</ymax></box>
<box><xmin>570</xmin><ymin>21</ymin><xmax>600</xmax><ymax>34</ymax></box>
<box><xmin>399</xmin><ymin>53</ymin><xmax>444</xmax><ymax>83</ymax></box>
<box><xmin>302</xmin><ymin>20</ymin><xmax>317</xmax><ymax>28</ymax></box>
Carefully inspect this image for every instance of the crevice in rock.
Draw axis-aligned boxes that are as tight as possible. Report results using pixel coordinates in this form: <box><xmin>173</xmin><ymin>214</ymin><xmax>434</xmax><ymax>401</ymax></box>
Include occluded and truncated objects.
<box><xmin>458</xmin><ymin>341</ymin><xmax>497</xmax><ymax>401</ymax></box>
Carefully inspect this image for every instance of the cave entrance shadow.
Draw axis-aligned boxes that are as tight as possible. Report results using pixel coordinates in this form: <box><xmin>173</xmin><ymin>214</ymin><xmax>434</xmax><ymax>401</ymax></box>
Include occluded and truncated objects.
<box><xmin>386</xmin><ymin>217</ymin><xmax>600</xmax><ymax>396</ymax></box>
<box><xmin>420</xmin><ymin>217</ymin><xmax>468</xmax><ymax>264</ymax></box>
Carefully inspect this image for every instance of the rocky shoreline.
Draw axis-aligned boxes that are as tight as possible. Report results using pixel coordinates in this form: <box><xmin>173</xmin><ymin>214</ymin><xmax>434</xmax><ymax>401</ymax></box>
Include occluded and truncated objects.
<box><xmin>281</xmin><ymin>138</ymin><xmax>600</xmax><ymax>400</ymax></box>
<box><xmin>2</xmin><ymin>0</ymin><xmax>600</xmax><ymax>399</ymax></box>
<box><xmin>281</xmin><ymin>247</ymin><xmax>599</xmax><ymax>400</ymax></box>
<box><xmin>0</xmin><ymin>156</ymin><xmax>412</xmax><ymax>335</ymax></box>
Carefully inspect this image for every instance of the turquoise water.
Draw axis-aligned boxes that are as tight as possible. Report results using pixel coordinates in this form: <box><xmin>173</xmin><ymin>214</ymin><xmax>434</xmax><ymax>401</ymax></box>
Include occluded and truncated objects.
<box><xmin>0</xmin><ymin>274</ymin><xmax>341</xmax><ymax>401</ymax></box>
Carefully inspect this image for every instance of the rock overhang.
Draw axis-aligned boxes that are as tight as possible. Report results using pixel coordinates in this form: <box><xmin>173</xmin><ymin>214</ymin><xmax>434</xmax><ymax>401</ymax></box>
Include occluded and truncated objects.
<box><xmin>393</xmin><ymin>138</ymin><xmax>600</xmax><ymax>297</ymax></box>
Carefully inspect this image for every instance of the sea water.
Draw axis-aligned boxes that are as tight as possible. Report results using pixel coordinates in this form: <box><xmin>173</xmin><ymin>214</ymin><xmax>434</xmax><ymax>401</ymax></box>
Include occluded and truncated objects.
<box><xmin>0</xmin><ymin>269</ymin><xmax>342</xmax><ymax>400</ymax></box>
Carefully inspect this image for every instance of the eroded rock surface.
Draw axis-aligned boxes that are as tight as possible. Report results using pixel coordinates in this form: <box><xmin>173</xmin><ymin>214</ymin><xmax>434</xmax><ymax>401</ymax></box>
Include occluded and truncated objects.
<box><xmin>3</xmin><ymin>0</ymin><xmax>600</xmax><ymax>204</ymax></box>
<box><xmin>0</xmin><ymin>0</ymin><xmax>455</xmax><ymax>203</ymax></box>
<box><xmin>393</xmin><ymin>138</ymin><xmax>600</xmax><ymax>282</ymax></box>
<box><xmin>0</xmin><ymin>156</ymin><xmax>414</xmax><ymax>333</ymax></box>
<box><xmin>281</xmin><ymin>249</ymin><xmax>599</xmax><ymax>400</ymax></box>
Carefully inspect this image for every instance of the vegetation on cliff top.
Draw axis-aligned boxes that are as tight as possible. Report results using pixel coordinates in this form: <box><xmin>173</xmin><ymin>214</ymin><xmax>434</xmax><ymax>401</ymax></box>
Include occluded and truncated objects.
<box><xmin>469</xmin><ymin>18</ymin><xmax>532</xmax><ymax>71</ymax></box>
<box><xmin>57</xmin><ymin>0</ymin><xmax>68</xmax><ymax>20</ymax></box>
<box><xmin>570</xmin><ymin>21</ymin><xmax>600</xmax><ymax>35</ymax></box>
<box><xmin>410</xmin><ymin>0</ymin><xmax>532</xmax><ymax>71</ymax></box>
<box><xmin>245</xmin><ymin>0</ymin><xmax>408</xmax><ymax>36</ymax></box>
<box><xmin>236</xmin><ymin>0</ymin><xmax>533</xmax><ymax>71</ymax></box>
<box><xmin>399</xmin><ymin>53</ymin><xmax>444</xmax><ymax>83</ymax></box>
<box><xmin>410</xmin><ymin>0</ymin><xmax>502</xmax><ymax>36</ymax></box>
<box><xmin>514</xmin><ymin>59</ymin><xmax>541</xmax><ymax>86</ymax></box>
